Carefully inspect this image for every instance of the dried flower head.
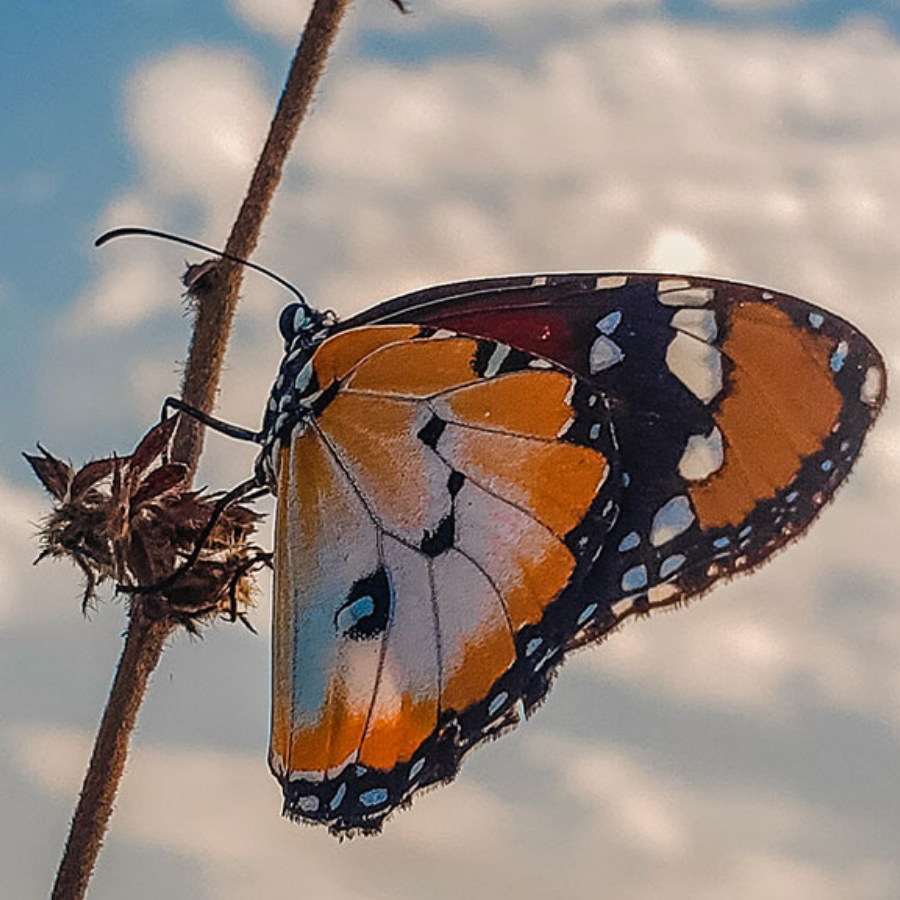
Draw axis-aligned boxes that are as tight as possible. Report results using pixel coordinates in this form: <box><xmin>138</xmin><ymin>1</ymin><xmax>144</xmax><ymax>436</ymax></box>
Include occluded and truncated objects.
<box><xmin>25</xmin><ymin>416</ymin><xmax>267</xmax><ymax>632</ymax></box>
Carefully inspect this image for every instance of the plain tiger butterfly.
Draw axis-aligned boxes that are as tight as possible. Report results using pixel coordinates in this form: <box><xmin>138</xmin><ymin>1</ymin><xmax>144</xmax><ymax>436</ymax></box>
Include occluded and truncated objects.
<box><xmin>93</xmin><ymin>225</ymin><xmax>885</xmax><ymax>837</ymax></box>
<box><xmin>242</xmin><ymin>270</ymin><xmax>885</xmax><ymax>835</ymax></box>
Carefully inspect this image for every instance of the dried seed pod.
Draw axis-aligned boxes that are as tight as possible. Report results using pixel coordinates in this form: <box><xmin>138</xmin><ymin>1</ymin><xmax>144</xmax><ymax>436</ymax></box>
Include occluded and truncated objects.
<box><xmin>25</xmin><ymin>417</ymin><xmax>266</xmax><ymax>628</ymax></box>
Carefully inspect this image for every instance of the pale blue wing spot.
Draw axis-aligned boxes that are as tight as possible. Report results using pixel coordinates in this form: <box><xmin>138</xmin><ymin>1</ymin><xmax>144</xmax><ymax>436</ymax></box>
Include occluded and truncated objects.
<box><xmin>330</xmin><ymin>783</ymin><xmax>347</xmax><ymax>810</ymax></box>
<box><xmin>659</xmin><ymin>553</ymin><xmax>686</xmax><ymax>579</ymax></box>
<box><xmin>359</xmin><ymin>788</ymin><xmax>389</xmax><ymax>808</ymax></box>
<box><xmin>589</xmin><ymin>335</ymin><xmax>625</xmax><ymax>373</ymax></box>
<box><xmin>830</xmin><ymin>340</ymin><xmax>849</xmax><ymax>372</ymax></box>
<box><xmin>621</xmin><ymin>564</ymin><xmax>648</xmax><ymax>592</ymax></box>
<box><xmin>650</xmin><ymin>495</ymin><xmax>695</xmax><ymax>547</ymax></box>
<box><xmin>596</xmin><ymin>310</ymin><xmax>622</xmax><ymax>335</ymax></box>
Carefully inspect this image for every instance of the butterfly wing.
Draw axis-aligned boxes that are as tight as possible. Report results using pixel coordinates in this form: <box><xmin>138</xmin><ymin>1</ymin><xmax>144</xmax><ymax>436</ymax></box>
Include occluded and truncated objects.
<box><xmin>269</xmin><ymin>325</ymin><xmax>622</xmax><ymax>834</ymax></box>
<box><xmin>345</xmin><ymin>273</ymin><xmax>886</xmax><ymax>636</ymax></box>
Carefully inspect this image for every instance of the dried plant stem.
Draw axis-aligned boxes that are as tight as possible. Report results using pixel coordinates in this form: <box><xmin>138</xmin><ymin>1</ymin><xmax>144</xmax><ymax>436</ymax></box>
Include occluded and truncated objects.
<box><xmin>50</xmin><ymin>2</ymin><xmax>354</xmax><ymax>897</ymax></box>
<box><xmin>174</xmin><ymin>0</ymin><xmax>355</xmax><ymax>471</ymax></box>
<box><xmin>51</xmin><ymin>613</ymin><xmax>173</xmax><ymax>900</ymax></box>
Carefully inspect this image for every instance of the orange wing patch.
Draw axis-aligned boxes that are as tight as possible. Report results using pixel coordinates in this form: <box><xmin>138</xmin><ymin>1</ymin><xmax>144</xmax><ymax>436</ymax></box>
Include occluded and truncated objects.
<box><xmin>432</xmin><ymin>549</ymin><xmax>517</xmax><ymax>714</ymax></box>
<box><xmin>271</xmin><ymin>427</ymin><xmax>383</xmax><ymax>775</ymax></box>
<box><xmin>689</xmin><ymin>303</ymin><xmax>844</xmax><ymax>529</ymax></box>
<box><xmin>436</xmin><ymin>369</ymin><xmax>576</xmax><ymax>438</ymax></box>
<box><xmin>311</xmin><ymin>324</ymin><xmax>421</xmax><ymax>388</ymax></box>
<box><xmin>343</xmin><ymin>335</ymin><xmax>483</xmax><ymax>397</ymax></box>
<box><xmin>358</xmin><ymin>538</ymin><xmax>441</xmax><ymax>769</ymax></box>
<box><xmin>316</xmin><ymin>392</ymin><xmax>451</xmax><ymax>541</ymax></box>
<box><xmin>454</xmin><ymin>479</ymin><xmax>576</xmax><ymax>629</ymax></box>
<box><xmin>437</xmin><ymin>421</ymin><xmax>608</xmax><ymax>537</ymax></box>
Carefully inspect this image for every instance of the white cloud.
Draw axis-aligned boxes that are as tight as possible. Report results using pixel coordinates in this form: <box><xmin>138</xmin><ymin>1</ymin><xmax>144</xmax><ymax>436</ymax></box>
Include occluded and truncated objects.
<box><xmin>227</xmin><ymin>0</ymin><xmax>313</xmax><ymax>39</ymax></box>
<box><xmin>269</xmin><ymin>18</ymin><xmax>900</xmax><ymax>354</ymax></box>
<box><xmin>66</xmin><ymin>48</ymin><xmax>274</xmax><ymax>333</ymax></box>
<box><xmin>9</xmin><ymin>724</ymin><xmax>512</xmax><ymax>899</ymax></box>
<box><xmin>425</xmin><ymin>0</ymin><xmax>662</xmax><ymax>19</ymax></box>
<box><xmin>226</xmin><ymin>0</ymin><xmax>662</xmax><ymax>42</ymax></box>
<box><xmin>704</xmin><ymin>0</ymin><xmax>805</xmax><ymax>8</ymax></box>
<box><xmin>12</xmin><ymin>723</ymin><xmax>897</xmax><ymax>900</ymax></box>
<box><xmin>0</xmin><ymin>473</ymin><xmax>77</xmax><ymax>626</ymax></box>
<box><xmin>126</xmin><ymin>47</ymin><xmax>272</xmax><ymax>234</ymax></box>
<box><xmin>526</xmin><ymin>732</ymin><xmax>898</xmax><ymax>900</ymax></box>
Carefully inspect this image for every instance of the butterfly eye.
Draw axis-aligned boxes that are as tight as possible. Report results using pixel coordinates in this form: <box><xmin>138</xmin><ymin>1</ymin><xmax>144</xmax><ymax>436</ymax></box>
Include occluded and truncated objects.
<box><xmin>278</xmin><ymin>303</ymin><xmax>301</xmax><ymax>341</ymax></box>
<box><xmin>334</xmin><ymin>568</ymin><xmax>393</xmax><ymax>640</ymax></box>
<box><xmin>278</xmin><ymin>302</ymin><xmax>313</xmax><ymax>343</ymax></box>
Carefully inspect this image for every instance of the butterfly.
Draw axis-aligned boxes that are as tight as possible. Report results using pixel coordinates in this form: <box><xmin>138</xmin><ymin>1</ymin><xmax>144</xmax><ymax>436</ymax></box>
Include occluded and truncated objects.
<box><xmin>238</xmin><ymin>270</ymin><xmax>886</xmax><ymax>835</ymax></box>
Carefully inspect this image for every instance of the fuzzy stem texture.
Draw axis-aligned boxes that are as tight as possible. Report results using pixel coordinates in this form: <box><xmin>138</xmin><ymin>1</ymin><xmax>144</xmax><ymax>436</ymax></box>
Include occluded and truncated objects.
<box><xmin>173</xmin><ymin>0</ymin><xmax>355</xmax><ymax>471</ymax></box>
<box><xmin>50</xmin><ymin>612</ymin><xmax>173</xmax><ymax>900</ymax></box>
<box><xmin>49</xmin><ymin>1</ymin><xmax>354</xmax><ymax>897</ymax></box>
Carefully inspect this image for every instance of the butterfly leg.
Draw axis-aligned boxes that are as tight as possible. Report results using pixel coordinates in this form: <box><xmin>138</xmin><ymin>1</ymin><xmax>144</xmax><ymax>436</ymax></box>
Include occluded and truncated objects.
<box><xmin>226</xmin><ymin>550</ymin><xmax>274</xmax><ymax>631</ymax></box>
<box><xmin>161</xmin><ymin>396</ymin><xmax>260</xmax><ymax>444</ymax></box>
<box><xmin>117</xmin><ymin>475</ymin><xmax>264</xmax><ymax>597</ymax></box>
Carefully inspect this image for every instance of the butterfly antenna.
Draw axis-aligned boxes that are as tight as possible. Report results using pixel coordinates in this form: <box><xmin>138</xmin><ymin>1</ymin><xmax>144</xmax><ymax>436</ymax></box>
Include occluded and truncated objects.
<box><xmin>94</xmin><ymin>226</ymin><xmax>314</xmax><ymax>314</ymax></box>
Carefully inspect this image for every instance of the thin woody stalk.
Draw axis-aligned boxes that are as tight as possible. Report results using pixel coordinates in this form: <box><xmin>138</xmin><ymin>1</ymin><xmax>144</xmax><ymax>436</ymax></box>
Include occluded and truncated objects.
<box><xmin>49</xmin><ymin>2</ymin><xmax>354</xmax><ymax>898</ymax></box>
<box><xmin>174</xmin><ymin>0</ymin><xmax>356</xmax><ymax>472</ymax></box>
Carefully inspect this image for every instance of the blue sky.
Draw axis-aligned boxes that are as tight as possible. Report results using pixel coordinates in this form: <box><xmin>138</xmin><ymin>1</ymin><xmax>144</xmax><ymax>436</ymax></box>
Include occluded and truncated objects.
<box><xmin>2</xmin><ymin>1</ymin><xmax>899</xmax><ymax>898</ymax></box>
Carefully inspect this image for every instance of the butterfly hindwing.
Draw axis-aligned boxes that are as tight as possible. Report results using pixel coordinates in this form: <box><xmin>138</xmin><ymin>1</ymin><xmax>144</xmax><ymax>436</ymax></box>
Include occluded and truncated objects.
<box><xmin>347</xmin><ymin>274</ymin><xmax>886</xmax><ymax>636</ymax></box>
<box><xmin>268</xmin><ymin>325</ymin><xmax>622</xmax><ymax>833</ymax></box>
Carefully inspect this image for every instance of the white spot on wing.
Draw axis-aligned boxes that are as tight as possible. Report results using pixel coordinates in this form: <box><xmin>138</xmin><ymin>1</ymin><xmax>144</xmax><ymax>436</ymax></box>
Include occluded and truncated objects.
<box><xmin>589</xmin><ymin>335</ymin><xmax>625</xmax><ymax>373</ymax></box>
<box><xmin>861</xmin><ymin>365</ymin><xmax>884</xmax><ymax>406</ymax></box>
<box><xmin>658</xmin><ymin>278</ymin><xmax>691</xmax><ymax>292</ymax></box>
<box><xmin>665</xmin><ymin>332</ymin><xmax>723</xmax><ymax>403</ymax></box>
<box><xmin>830</xmin><ymin>340</ymin><xmax>849</xmax><ymax>372</ymax></box>
<box><xmin>595</xmin><ymin>275</ymin><xmax>628</xmax><ymax>290</ymax></box>
<box><xmin>330</xmin><ymin>783</ymin><xmax>347</xmax><ymax>810</ymax></box>
<box><xmin>647</xmin><ymin>583</ymin><xmax>679</xmax><ymax>604</ymax></box>
<box><xmin>659</xmin><ymin>553</ymin><xmax>686</xmax><ymax>579</ymax></box>
<box><xmin>596</xmin><ymin>310</ymin><xmax>623</xmax><ymax>335</ymax></box>
<box><xmin>650</xmin><ymin>495</ymin><xmax>695</xmax><ymax>547</ymax></box>
<box><xmin>671</xmin><ymin>308</ymin><xmax>717</xmax><ymax>341</ymax></box>
<box><xmin>484</xmin><ymin>343</ymin><xmax>511</xmax><ymax>378</ymax></box>
<box><xmin>488</xmin><ymin>691</ymin><xmax>509</xmax><ymax>717</ymax></box>
<box><xmin>359</xmin><ymin>788</ymin><xmax>389</xmax><ymax>808</ymax></box>
<box><xmin>659</xmin><ymin>288</ymin><xmax>715</xmax><ymax>307</ymax></box>
<box><xmin>678</xmin><ymin>427</ymin><xmax>725</xmax><ymax>481</ymax></box>
<box><xmin>621</xmin><ymin>565</ymin><xmax>648</xmax><ymax>592</ymax></box>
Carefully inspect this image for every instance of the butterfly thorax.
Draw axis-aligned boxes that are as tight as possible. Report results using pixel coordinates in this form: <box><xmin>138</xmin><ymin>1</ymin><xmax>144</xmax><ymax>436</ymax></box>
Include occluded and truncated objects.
<box><xmin>257</xmin><ymin>302</ymin><xmax>337</xmax><ymax>490</ymax></box>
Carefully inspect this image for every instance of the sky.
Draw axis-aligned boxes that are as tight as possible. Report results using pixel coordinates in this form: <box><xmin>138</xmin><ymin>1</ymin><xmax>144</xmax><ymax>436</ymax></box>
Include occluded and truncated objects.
<box><xmin>1</xmin><ymin>0</ymin><xmax>900</xmax><ymax>897</ymax></box>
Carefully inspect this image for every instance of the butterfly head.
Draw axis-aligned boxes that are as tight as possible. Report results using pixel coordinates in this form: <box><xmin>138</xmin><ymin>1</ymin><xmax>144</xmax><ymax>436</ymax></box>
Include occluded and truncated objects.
<box><xmin>277</xmin><ymin>299</ymin><xmax>335</xmax><ymax>350</ymax></box>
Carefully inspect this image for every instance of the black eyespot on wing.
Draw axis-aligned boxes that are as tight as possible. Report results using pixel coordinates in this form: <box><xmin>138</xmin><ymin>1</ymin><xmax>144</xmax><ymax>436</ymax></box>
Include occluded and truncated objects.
<box><xmin>334</xmin><ymin>567</ymin><xmax>393</xmax><ymax>640</ymax></box>
<box><xmin>447</xmin><ymin>470</ymin><xmax>465</xmax><ymax>497</ymax></box>
<box><xmin>417</xmin><ymin>414</ymin><xmax>446</xmax><ymax>449</ymax></box>
<box><xmin>420</xmin><ymin>513</ymin><xmax>455</xmax><ymax>557</ymax></box>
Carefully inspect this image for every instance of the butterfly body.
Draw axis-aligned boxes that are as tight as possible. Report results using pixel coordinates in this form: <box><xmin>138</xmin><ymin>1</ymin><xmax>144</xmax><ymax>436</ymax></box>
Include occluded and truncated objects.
<box><xmin>257</xmin><ymin>272</ymin><xmax>885</xmax><ymax>835</ymax></box>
